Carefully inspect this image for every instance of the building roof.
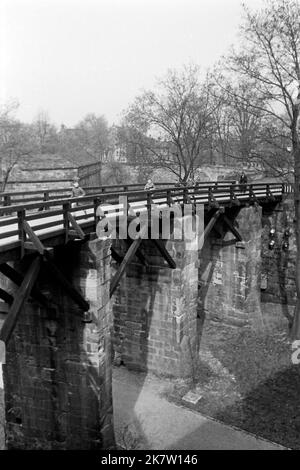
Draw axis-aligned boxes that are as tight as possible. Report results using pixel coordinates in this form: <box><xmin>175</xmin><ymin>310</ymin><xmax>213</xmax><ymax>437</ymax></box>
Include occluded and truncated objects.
<box><xmin>18</xmin><ymin>153</ymin><xmax>79</xmax><ymax>170</ymax></box>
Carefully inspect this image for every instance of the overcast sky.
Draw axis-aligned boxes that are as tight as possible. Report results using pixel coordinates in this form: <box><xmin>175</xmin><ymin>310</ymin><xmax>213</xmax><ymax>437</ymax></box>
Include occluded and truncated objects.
<box><xmin>0</xmin><ymin>0</ymin><xmax>265</xmax><ymax>127</ymax></box>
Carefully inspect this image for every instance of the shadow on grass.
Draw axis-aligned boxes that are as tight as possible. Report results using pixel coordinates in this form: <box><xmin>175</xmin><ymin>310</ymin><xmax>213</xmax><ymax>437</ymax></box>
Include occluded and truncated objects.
<box><xmin>207</xmin><ymin>328</ymin><xmax>300</xmax><ymax>449</ymax></box>
<box><xmin>215</xmin><ymin>365</ymin><xmax>300</xmax><ymax>449</ymax></box>
<box><xmin>167</xmin><ymin>326</ymin><xmax>300</xmax><ymax>449</ymax></box>
<box><xmin>0</xmin><ymin>387</ymin><xmax>4</xmax><ymax>449</ymax></box>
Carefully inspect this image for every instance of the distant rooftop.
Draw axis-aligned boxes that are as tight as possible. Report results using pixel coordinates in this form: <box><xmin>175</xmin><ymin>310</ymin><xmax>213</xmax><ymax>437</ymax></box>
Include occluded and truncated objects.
<box><xmin>18</xmin><ymin>154</ymin><xmax>80</xmax><ymax>170</ymax></box>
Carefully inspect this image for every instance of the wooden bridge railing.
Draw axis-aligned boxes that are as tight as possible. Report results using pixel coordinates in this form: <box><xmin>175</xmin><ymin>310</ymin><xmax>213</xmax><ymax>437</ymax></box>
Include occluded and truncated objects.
<box><xmin>0</xmin><ymin>182</ymin><xmax>291</xmax><ymax>252</ymax></box>
<box><xmin>0</xmin><ymin>180</ymin><xmax>237</xmax><ymax>208</ymax></box>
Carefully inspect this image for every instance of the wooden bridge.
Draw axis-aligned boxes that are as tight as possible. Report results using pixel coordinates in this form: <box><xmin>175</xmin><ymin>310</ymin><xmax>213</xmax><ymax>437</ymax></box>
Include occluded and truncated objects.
<box><xmin>0</xmin><ymin>181</ymin><xmax>291</xmax><ymax>260</ymax></box>
<box><xmin>0</xmin><ymin>180</ymin><xmax>292</xmax><ymax>344</ymax></box>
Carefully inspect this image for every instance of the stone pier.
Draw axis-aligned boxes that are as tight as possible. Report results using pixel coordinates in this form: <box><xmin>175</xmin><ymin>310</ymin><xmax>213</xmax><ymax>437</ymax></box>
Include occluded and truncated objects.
<box><xmin>112</xmin><ymin>236</ymin><xmax>200</xmax><ymax>378</ymax></box>
<box><xmin>198</xmin><ymin>205</ymin><xmax>263</xmax><ymax>331</ymax></box>
<box><xmin>2</xmin><ymin>236</ymin><xmax>115</xmax><ymax>449</ymax></box>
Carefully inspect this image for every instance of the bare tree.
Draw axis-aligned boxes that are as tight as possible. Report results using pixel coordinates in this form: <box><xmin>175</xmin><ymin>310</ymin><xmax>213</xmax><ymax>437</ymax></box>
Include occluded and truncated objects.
<box><xmin>32</xmin><ymin>111</ymin><xmax>59</xmax><ymax>154</ymax></box>
<box><xmin>211</xmin><ymin>80</ymin><xmax>266</xmax><ymax>166</ymax></box>
<box><xmin>124</xmin><ymin>65</ymin><xmax>218</xmax><ymax>182</ymax></box>
<box><xmin>211</xmin><ymin>77</ymin><xmax>294</xmax><ymax>178</ymax></box>
<box><xmin>0</xmin><ymin>102</ymin><xmax>36</xmax><ymax>191</ymax></box>
<box><xmin>224</xmin><ymin>0</ymin><xmax>300</xmax><ymax>337</ymax></box>
<box><xmin>115</xmin><ymin>125</ymin><xmax>156</xmax><ymax>182</ymax></box>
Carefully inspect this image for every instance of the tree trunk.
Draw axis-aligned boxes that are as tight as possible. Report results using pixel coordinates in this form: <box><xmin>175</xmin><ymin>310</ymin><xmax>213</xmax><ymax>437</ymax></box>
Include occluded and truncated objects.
<box><xmin>291</xmin><ymin>145</ymin><xmax>300</xmax><ymax>340</ymax></box>
<box><xmin>99</xmin><ymin>160</ymin><xmax>102</xmax><ymax>186</ymax></box>
<box><xmin>2</xmin><ymin>166</ymin><xmax>13</xmax><ymax>192</ymax></box>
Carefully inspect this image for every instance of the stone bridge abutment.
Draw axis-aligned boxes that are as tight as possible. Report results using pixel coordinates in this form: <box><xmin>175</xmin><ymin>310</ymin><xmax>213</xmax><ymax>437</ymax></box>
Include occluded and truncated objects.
<box><xmin>2</xmin><ymin>236</ymin><xmax>115</xmax><ymax>449</ymax></box>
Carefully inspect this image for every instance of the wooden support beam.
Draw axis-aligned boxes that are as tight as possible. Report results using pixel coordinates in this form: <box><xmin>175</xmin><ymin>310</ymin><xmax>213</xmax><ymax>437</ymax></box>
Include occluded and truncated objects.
<box><xmin>0</xmin><ymin>262</ymin><xmax>48</xmax><ymax>306</ymax></box>
<box><xmin>249</xmin><ymin>185</ymin><xmax>259</xmax><ymax>205</ymax></box>
<box><xmin>222</xmin><ymin>215</ymin><xmax>243</xmax><ymax>242</ymax></box>
<box><xmin>111</xmin><ymin>246</ymin><xmax>124</xmax><ymax>263</ymax></box>
<box><xmin>212</xmin><ymin>221</ymin><xmax>224</xmax><ymax>238</ymax></box>
<box><xmin>199</xmin><ymin>209</ymin><xmax>223</xmax><ymax>247</ymax></box>
<box><xmin>17</xmin><ymin>209</ymin><xmax>26</xmax><ymax>258</ymax></box>
<box><xmin>152</xmin><ymin>239</ymin><xmax>176</xmax><ymax>269</ymax></box>
<box><xmin>0</xmin><ymin>256</ymin><xmax>41</xmax><ymax>344</ymax></box>
<box><xmin>266</xmin><ymin>185</ymin><xmax>275</xmax><ymax>201</ymax></box>
<box><xmin>0</xmin><ymin>288</ymin><xmax>13</xmax><ymax>305</ymax></box>
<box><xmin>208</xmin><ymin>187</ymin><xmax>220</xmax><ymax>209</ymax></box>
<box><xmin>23</xmin><ymin>220</ymin><xmax>46</xmax><ymax>254</ymax></box>
<box><xmin>67</xmin><ymin>213</ymin><xmax>85</xmax><ymax>239</ymax></box>
<box><xmin>110</xmin><ymin>237</ymin><xmax>143</xmax><ymax>297</ymax></box>
<box><xmin>229</xmin><ymin>186</ymin><xmax>241</xmax><ymax>206</ymax></box>
<box><xmin>124</xmin><ymin>238</ymin><xmax>149</xmax><ymax>267</ymax></box>
<box><xmin>43</xmin><ymin>252</ymin><xmax>89</xmax><ymax>312</ymax></box>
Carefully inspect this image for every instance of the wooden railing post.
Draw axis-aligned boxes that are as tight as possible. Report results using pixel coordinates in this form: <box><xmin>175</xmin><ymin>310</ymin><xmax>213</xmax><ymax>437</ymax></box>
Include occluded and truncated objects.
<box><xmin>183</xmin><ymin>187</ymin><xmax>188</xmax><ymax>204</ymax></box>
<box><xmin>167</xmin><ymin>189</ymin><xmax>172</xmax><ymax>207</ymax></box>
<box><xmin>17</xmin><ymin>209</ymin><xmax>26</xmax><ymax>258</ymax></box>
<box><xmin>43</xmin><ymin>191</ymin><xmax>49</xmax><ymax>205</ymax></box>
<box><xmin>208</xmin><ymin>186</ymin><xmax>213</xmax><ymax>205</ymax></box>
<box><xmin>38</xmin><ymin>191</ymin><xmax>50</xmax><ymax>212</ymax></box>
<box><xmin>4</xmin><ymin>195</ymin><xmax>11</xmax><ymax>207</ymax></box>
<box><xmin>230</xmin><ymin>183</ymin><xmax>235</xmax><ymax>203</ymax></box>
<box><xmin>63</xmin><ymin>201</ymin><xmax>71</xmax><ymax>243</ymax></box>
<box><xmin>146</xmin><ymin>191</ymin><xmax>152</xmax><ymax>213</ymax></box>
<box><xmin>94</xmin><ymin>197</ymin><xmax>101</xmax><ymax>226</ymax></box>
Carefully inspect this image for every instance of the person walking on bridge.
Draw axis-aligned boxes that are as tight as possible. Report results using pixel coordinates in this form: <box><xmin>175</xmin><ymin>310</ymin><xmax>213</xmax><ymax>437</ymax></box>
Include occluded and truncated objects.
<box><xmin>70</xmin><ymin>181</ymin><xmax>87</xmax><ymax>216</ymax></box>
<box><xmin>71</xmin><ymin>181</ymin><xmax>86</xmax><ymax>199</ymax></box>
<box><xmin>239</xmin><ymin>172</ymin><xmax>248</xmax><ymax>193</ymax></box>
<box><xmin>144</xmin><ymin>179</ymin><xmax>156</xmax><ymax>191</ymax></box>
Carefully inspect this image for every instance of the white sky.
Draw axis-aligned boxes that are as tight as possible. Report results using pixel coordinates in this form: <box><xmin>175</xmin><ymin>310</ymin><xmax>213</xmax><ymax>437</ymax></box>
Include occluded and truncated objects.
<box><xmin>0</xmin><ymin>0</ymin><xmax>265</xmax><ymax>127</ymax></box>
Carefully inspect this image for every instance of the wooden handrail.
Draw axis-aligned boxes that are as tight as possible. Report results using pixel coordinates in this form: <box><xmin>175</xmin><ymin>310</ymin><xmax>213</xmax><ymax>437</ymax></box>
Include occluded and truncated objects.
<box><xmin>0</xmin><ymin>181</ymin><xmax>287</xmax><ymax>217</ymax></box>
<box><xmin>0</xmin><ymin>180</ymin><xmax>237</xmax><ymax>201</ymax></box>
<box><xmin>0</xmin><ymin>180</ymin><xmax>290</xmax><ymax>260</ymax></box>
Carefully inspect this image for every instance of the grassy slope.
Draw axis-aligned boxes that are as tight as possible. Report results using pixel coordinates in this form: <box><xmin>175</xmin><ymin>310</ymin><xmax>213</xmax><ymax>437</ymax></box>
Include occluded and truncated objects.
<box><xmin>165</xmin><ymin>324</ymin><xmax>300</xmax><ymax>449</ymax></box>
<box><xmin>0</xmin><ymin>388</ymin><xmax>4</xmax><ymax>450</ymax></box>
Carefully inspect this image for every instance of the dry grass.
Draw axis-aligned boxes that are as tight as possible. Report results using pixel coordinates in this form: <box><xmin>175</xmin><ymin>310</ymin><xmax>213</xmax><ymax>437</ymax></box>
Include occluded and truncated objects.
<box><xmin>0</xmin><ymin>388</ymin><xmax>4</xmax><ymax>450</ymax></box>
<box><xmin>165</xmin><ymin>325</ymin><xmax>300</xmax><ymax>449</ymax></box>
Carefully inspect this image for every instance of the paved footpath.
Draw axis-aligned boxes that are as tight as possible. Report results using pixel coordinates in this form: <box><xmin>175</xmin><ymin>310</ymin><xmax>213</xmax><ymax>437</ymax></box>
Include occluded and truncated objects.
<box><xmin>113</xmin><ymin>367</ymin><xmax>286</xmax><ymax>450</ymax></box>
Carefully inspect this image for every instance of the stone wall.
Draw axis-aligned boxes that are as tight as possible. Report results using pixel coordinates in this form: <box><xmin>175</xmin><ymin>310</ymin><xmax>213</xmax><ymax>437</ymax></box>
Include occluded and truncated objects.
<box><xmin>4</xmin><ymin>167</ymin><xmax>78</xmax><ymax>192</ymax></box>
<box><xmin>112</xmin><ymin>237</ymin><xmax>200</xmax><ymax>378</ymax></box>
<box><xmin>0</xmin><ymin>153</ymin><xmax>80</xmax><ymax>192</ymax></box>
<box><xmin>2</xmin><ymin>236</ymin><xmax>115</xmax><ymax>449</ymax></box>
<box><xmin>198</xmin><ymin>205</ymin><xmax>263</xmax><ymax>330</ymax></box>
<box><xmin>261</xmin><ymin>196</ymin><xmax>296</xmax><ymax>305</ymax></box>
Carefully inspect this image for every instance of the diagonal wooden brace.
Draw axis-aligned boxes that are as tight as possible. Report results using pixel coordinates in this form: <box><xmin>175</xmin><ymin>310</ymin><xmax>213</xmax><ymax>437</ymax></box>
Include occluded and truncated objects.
<box><xmin>152</xmin><ymin>239</ymin><xmax>176</xmax><ymax>269</ymax></box>
<box><xmin>0</xmin><ymin>262</ymin><xmax>48</xmax><ymax>306</ymax></box>
<box><xmin>124</xmin><ymin>238</ymin><xmax>149</xmax><ymax>267</ymax></box>
<box><xmin>67</xmin><ymin>213</ymin><xmax>85</xmax><ymax>240</ymax></box>
<box><xmin>0</xmin><ymin>288</ymin><xmax>13</xmax><ymax>305</ymax></box>
<box><xmin>23</xmin><ymin>220</ymin><xmax>47</xmax><ymax>254</ymax></box>
<box><xmin>199</xmin><ymin>208</ymin><xmax>223</xmax><ymax>247</ymax></box>
<box><xmin>110</xmin><ymin>237</ymin><xmax>143</xmax><ymax>297</ymax></box>
<box><xmin>222</xmin><ymin>215</ymin><xmax>243</xmax><ymax>242</ymax></box>
<box><xmin>0</xmin><ymin>256</ymin><xmax>41</xmax><ymax>344</ymax></box>
<box><xmin>43</xmin><ymin>252</ymin><xmax>89</xmax><ymax>312</ymax></box>
<box><xmin>111</xmin><ymin>246</ymin><xmax>124</xmax><ymax>263</ymax></box>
